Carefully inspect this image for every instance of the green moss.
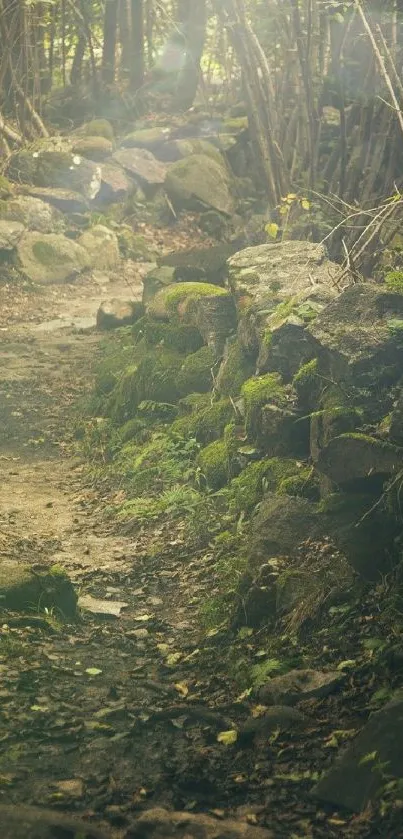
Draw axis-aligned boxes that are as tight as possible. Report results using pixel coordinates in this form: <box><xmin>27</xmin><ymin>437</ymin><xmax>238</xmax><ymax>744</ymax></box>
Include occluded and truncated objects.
<box><xmin>149</xmin><ymin>282</ymin><xmax>228</xmax><ymax>319</ymax></box>
<box><xmin>172</xmin><ymin>398</ymin><xmax>233</xmax><ymax>444</ymax></box>
<box><xmin>108</xmin><ymin>351</ymin><xmax>183</xmax><ymax>423</ymax></box>
<box><xmin>277</xmin><ymin>467</ymin><xmax>319</xmax><ymax>501</ymax></box>
<box><xmin>198</xmin><ymin>439</ymin><xmax>229</xmax><ymax>490</ymax></box>
<box><xmin>385</xmin><ymin>271</ymin><xmax>403</xmax><ymax>293</ymax></box>
<box><xmin>83</xmin><ymin>119</ymin><xmax>114</xmax><ymax>140</ymax></box>
<box><xmin>241</xmin><ymin>373</ymin><xmax>289</xmax><ymax>439</ymax></box>
<box><xmin>178</xmin><ymin>345</ymin><xmax>217</xmax><ymax>395</ymax></box>
<box><xmin>32</xmin><ymin>240</ymin><xmax>73</xmax><ymax>266</ymax></box>
<box><xmin>292</xmin><ymin>358</ymin><xmax>320</xmax><ymax>409</ymax></box>
<box><xmin>118</xmin><ymin>229</ymin><xmax>152</xmax><ymax>261</ymax></box>
<box><xmin>178</xmin><ymin>392</ymin><xmax>212</xmax><ymax>415</ymax></box>
<box><xmin>228</xmin><ymin>457</ymin><xmax>301</xmax><ymax>515</ymax></box>
<box><xmin>217</xmin><ymin>340</ymin><xmax>255</xmax><ymax>397</ymax></box>
<box><xmin>133</xmin><ymin>316</ymin><xmax>203</xmax><ymax>355</ymax></box>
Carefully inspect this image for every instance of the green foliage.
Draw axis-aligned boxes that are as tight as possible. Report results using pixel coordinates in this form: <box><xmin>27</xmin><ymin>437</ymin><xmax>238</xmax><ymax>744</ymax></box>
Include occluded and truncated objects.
<box><xmin>277</xmin><ymin>467</ymin><xmax>320</xmax><ymax>501</ymax></box>
<box><xmin>250</xmin><ymin>657</ymin><xmax>289</xmax><ymax>688</ymax></box>
<box><xmin>133</xmin><ymin>317</ymin><xmax>203</xmax><ymax>355</ymax></box>
<box><xmin>385</xmin><ymin>271</ymin><xmax>403</xmax><ymax>293</ymax></box>
<box><xmin>227</xmin><ymin>457</ymin><xmax>300</xmax><ymax>515</ymax></box>
<box><xmin>119</xmin><ymin>484</ymin><xmax>203</xmax><ymax>524</ymax></box>
<box><xmin>148</xmin><ymin>282</ymin><xmax>228</xmax><ymax>318</ymax></box>
<box><xmin>107</xmin><ymin>350</ymin><xmax>183</xmax><ymax>422</ymax></box>
<box><xmin>114</xmin><ymin>432</ymin><xmax>200</xmax><ymax>496</ymax></box>
<box><xmin>171</xmin><ymin>397</ymin><xmax>234</xmax><ymax>444</ymax></box>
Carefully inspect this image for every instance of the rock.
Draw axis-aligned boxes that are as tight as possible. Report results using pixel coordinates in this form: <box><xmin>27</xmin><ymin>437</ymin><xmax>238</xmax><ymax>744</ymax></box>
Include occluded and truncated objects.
<box><xmin>0</xmin><ymin>560</ymin><xmax>77</xmax><ymax>618</ymax></box>
<box><xmin>165</xmin><ymin>153</ymin><xmax>235</xmax><ymax>216</ymax></box>
<box><xmin>317</xmin><ymin>433</ymin><xmax>403</xmax><ymax>486</ymax></box>
<box><xmin>8</xmin><ymin>149</ymin><xmax>102</xmax><ymax>200</ymax></box>
<box><xmin>97</xmin><ymin>162</ymin><xmax>134</xmax><ymax>204</ymax></box>
<box><xmin>249</xmin><ymin>494</ymin><xmax>321</xmax><ymax>570</ymax></box>
<box><xmin>0</xmin><ymin>195</ymin><xmax>65</xmax><ymax>233</ymax></box>
<box><xmin>97</xmin><ymin>299</ymin><xmax>144</xmax><ymax>330</ymax></box>
<box><xmin>0</xmin><ymin>804</ymin><xmax>109</xmax><ymax>839</ymax></box>
<box><xmin>238</xmin><ymin>706</ymin><xmax>309</xmax><ymax>745</ymax></box>
<box><xmin>120</xmin><ymin>126</ymin><xmax>171</xmax><ymax>151</ymax></box>
<box><xmin>0</xmin><ymin>220</ymin><xmax>25</xmax><ymax>251</ymax></box>
<box><xmin>228</xmin><ymin>241</ymin><xmax>341</xmax><ymax>308</ymax></box>
<box><xmin>157</xmin><ymin>137</ymin><xmax>227</xmax><ymax>166</ymax></box>
<box><xmin>307</xmin><ymin>283</ymin><xmax>403</xmax><ymax>388</ymax></box>
<box><xmin>17</xmin><ymin>231</ymin><xmax>91</xmax><ymax>284</ymax></box>
<box><xmin>78</xmin><ymin>224</ymin><xmax>120</xmax><ymax>272</ymax></box>
<box><xmin>26</xmin><ymin>186</ymin><xmax>89</xmax><ymax>214</ymax></box>
<box><xmin>216</xmin><ymin>338</ymin><xmax>255</xmax><ymax>398</ymax></box>
<box><xmin>126</xmin><ymin>808</ymin><xmax>274</xmax><ymax>839</ymax></box>
<box><xmin>241</xmin><ymin>373</ymin><xmax>296</xmax><ymax>445</ymax></box>
<box><xmin>158</xmin><ymin>243</ymin><xmax>237</xmax><ymax>284</ymax></box>
<box><xmin>78</xmin><ymin>118</ymin><xmax>114</xmax><ymax>140</ymax></box>
<box><xmin>312</xmin><ymin>692</ymin><xmax>403</xmax><ymax>811</ymax></box>
<box><xmin>112</xmin><ymin>148</ymin><xmax>167</xmax><ymax>187</ymax></box>
<box><xmin>72</xmin><ymin>135</ymin><xmax>113</xmax><ymax>161</ymax></box>
<box><xmin>258</xmin><ymin>668</ymin><xmax>345</xmax><ymax>705</ymax></box>
<box><xmin>232</xmin><ymin>562</ymin><xmax>278</xmax><ymax>628</ymax></box>
<box><xmin>147</xmin><ymin>282</ymin><xmax>237</xmax><ymax>355</ymax></box>
<box><xmin>142</xmin><ymin>265</ymin><xmax>176</xmax><ymax>304</ymax></box>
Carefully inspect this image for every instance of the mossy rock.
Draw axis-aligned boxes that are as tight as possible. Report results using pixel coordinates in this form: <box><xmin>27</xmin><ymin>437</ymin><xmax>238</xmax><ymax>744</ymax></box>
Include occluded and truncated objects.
<box><xmin>177</xmin><ymin>392</ymin><xmax>212</xmax><ymax>416</ymax></box>
<box><xmin>158</xmin><ymin>242</ymin><xmax>236</xmax><ymax>284</ymax></box>
<box><xmin>121</xmin><ymin>127</ymin><xmax>168</xmax><ymax>150</ymax></box>
<box><xmin>6</xmin><ymin>150</ymin><xmax>38</xmax><ymax>184</ymax></box>
<box><xmin>277</xmin><ymin>467</ymin><xmax>320</xmax><ymax>501</ymax></box>
<box><xmin>198</xmin><ymin>439</ymin><xmax>229</xmax><ymax>490</ymax></box>
<box><xmin>0</xmin><ymin>561</ymin><xmax>77</xmax><ymax>618</ymax></box>
<box><xmin>228</xmin><ymin>457</ymin><xmax>302</xmax><ymax>515</ymax></box>
<box><xmin>147</xmin><ymin>281</ymin><xmax>228</xmax><ymax>320</ymax></box>
<box><xmin>118</xmin><ymin>229</ymin><xmax>155</xmax><ymax>262</ymax></box>
<box><xmin>133</xmin><ymin>317</ymin><xmax>203</xmax><ymax>355</ymax></box>
<box><xmin>108</xmin><ymin>351</ymin><xmax>183</xmax><ymax>422</ymax></box>
<box><xmin>172</xmin><ymin>397</ymin><xmax>233</xmax><ymax>444</ymax></box>
<box><xmin>216</xmin><ymin>339</ymin><xmax>255</xmax><ymax>397</ymax></box>
<box><xmin>293</xmin><ymin>358</ymin><xmax>321</xmax><ymax>411</ymax></box>
<box><xmin>177</xmin><ymin>345</ymin><xmax>217</xmax><ymax>395</ymax></box>
<box><xmin>72</xmin><ymin>136</ymin><xmax>113</xmax><ymax>161</ymax></box>
<box><xmin>241</xmin><ymin>373</ymin><xmax>291</xmax><ymax>440</ymax></box>
<box><xmin>82</xmin><ymin>119</ymin><xmax>114</xmax><ymax>140</ymax></box>
<box><xmin>174</xmin><ymin>139</ymin><xmax>227</xmax><ymax>167</ymax></box>
<box><xmin>142</xmin><ymin>265</ymin><xmax>176</xmax><ymax>304</ymax></box>
<box><xmin>310</xmin><ymin>386</ymin><xmax>363</xmax><ymax>468</ymax></box>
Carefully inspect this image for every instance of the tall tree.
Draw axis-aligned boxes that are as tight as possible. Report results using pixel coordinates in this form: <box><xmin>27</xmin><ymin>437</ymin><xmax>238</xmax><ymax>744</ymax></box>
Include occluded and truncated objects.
<box><xmin>174</xmin><ymin>0</ymin><xmax>207</xmax><ymax>109</ymax></box>
<box><xmin>102</xmin><ymin>0</ymin><xmax>118</xmax><ymax>83</ymax></box>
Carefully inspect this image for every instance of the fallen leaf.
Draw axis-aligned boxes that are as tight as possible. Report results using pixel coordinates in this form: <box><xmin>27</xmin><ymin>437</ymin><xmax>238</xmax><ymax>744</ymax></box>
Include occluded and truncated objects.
<box><xmin>217</xmin><ymin>729</ymin><xmax>238</xmax><ymax>745</ymax></box>
<box><xmin>85</xmin><ymin>667</ymin><xmax>102</xmax><ymax>676</ymax></box>
<box><xmin>175</xmin><ymin>681</ymin><xmax>189</xmax><ymax>697</ymax></box>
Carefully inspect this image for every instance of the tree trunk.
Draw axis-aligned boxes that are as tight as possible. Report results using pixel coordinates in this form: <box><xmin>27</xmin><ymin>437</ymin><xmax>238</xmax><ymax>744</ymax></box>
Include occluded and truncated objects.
<box><xmin>174</xmin><ymin>0</ymin><xmax>207</xmax><ymax>110</ymax></box>
<box><xmin>102</xmin><ymin>0</ymin><xmax>118</xmax><ymax>84</ymax></box>
<box><xmin>130</xmin><ymin>0</ymin><xmax>144</xmax><ymax>90</ymax></box>
<box><xmin>70</xmin><ymin>34</ymin><xmax>86</xmax><ymax>86</ymax></box>
<box><xmin>119</xmin><ymin>0</ymin><xmax>131</xmax><ymax>80</ymax></box>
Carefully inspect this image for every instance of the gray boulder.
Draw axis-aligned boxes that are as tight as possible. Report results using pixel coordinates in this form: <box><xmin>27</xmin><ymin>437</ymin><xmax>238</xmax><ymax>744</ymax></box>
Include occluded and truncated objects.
<box><xmin>317</xmin><ymin>433</ymin><xmax>403</xmax><ymax>486</ymax></box>
<box><xmin>165</xmin><ymin>153</ymin><xmax>235</xmax><ymax>216</ymax></box>
<box><xmin>308</xmin><ymin>282</ymin><xmax>403</xmax><ymax>388</ymax></box>
<box><xmin>97</xmin><ymin>162</ymin><xmax>135</xmax><ymax>204</ymax></box>
<box><xmin>17</xmin><ymin>231</ymin><xmax>91</xmax><ymax>284</ymax></box>
<box><xmin>78</xmin><ymin>224</ymin><xmax>120</xmax><ymax>272</ymax></box>
<box><xmin>97</xmin><ymin>299</ymin><xmax>144</xmax><ymax>330</ymax></box>
<box><xmin>27</xmin><ymin>186</ymin><xmax>89</xmax><ymax>214</ymax></box>
<box><xmin>112</xmin><ymin>148</ymin><xmax>167</xmax><ymax>187</ymax></box>
<box><xmin>258</xmin><ymin>668</ymin><xmax>345</xmax><ymax>705</ymax></box>
<box><xmin>312</xmin><ymin>692</ymin><xmax>403</xmax><ymax>811</ymax></box>
<box><xmin>0</xmin><ymin>195</ymin><xmax>65</xmax><ymax>233</ymax></box>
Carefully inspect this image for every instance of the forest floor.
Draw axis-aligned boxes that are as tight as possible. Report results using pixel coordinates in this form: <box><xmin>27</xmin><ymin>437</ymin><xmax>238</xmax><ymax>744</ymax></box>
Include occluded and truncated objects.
<box><xmin>0</xmin><ymin>222</ymin><xmax>398</xmax><ymax>839</ymax></box>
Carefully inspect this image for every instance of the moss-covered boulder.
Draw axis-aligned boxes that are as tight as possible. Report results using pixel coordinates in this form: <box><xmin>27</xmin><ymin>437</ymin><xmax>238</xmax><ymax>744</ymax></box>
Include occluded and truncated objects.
<box><xmin>79</xmin><ymin>119</ymin><xmax>114</xmax><ymax>140</ymax></box>
<box><xmin>241</xmin><ymin>373</ymin><xmax>292</xmax><ymax>441</ymax></box>
<box><xmin>216</xmin><ymin>339</ymin><xmax>255</xmax><ymax>397</ymax></box>
<box><xmin>177</xmin><ymin>346</ymin><xmax>217</xmax><ymax>395</ymax></box>
<box><xmin>197</xmin><ymin>439</ymin><xmax>229</xmax><ymax>490</ymax></box>
<box><xmin>121</xmin><ymin>127</ymin><xmax>170</xmax><ymax>151</ymax></box>
<box><xmin>78</xmin><ymin>224</ymin><xmax>120</xmax><ymax>271</ymax></box>
<box><xmin>227</xmin><ymin>457</ymin><xmax>301</xmax><ymax>515</ymax></box>
<box><xmin>72</xmin><ymin>136</ymin><xmax>113</xmax><ymax>161</ymax></box>
<box><xmin>248</xmin><ymin>493</ymin><xmax>322</xmax><ymax>570</ymax></box>
<box><xmin>118</xmin><ymin>229</ymin><xmax>156</xmax><ymax>263</ymax></box>
<box><xmin>17</xmin><ymin>231</ymin><xmax>91</xmax><ymax>284</ymax></box>
<box><xmin>293</xmin><ymin>358</ymin><xmax>321</xmax><ymax>412</ymax></box>
<box><xmin>133</xmin><ymin>317</ymin><xmax>203</xmax><ymax>355</ymax></box>
<box><xmin>165</xmin><ymin>153</ymin><xmax>235</xmax><ymax>216</ymax></box>
<box><xmin>107</xmin><ymin>351</ymin><xmax>183</xmax><ymax>422</ymax></box>
<box><xmin>0</xmin><ymin>195</ymin><xmax>65</xmax><ymax>234</ymax></box>
<box><xmin>172</xmin><ymin>398</ymin><xmax>234</xmax><ymax>445</ymax></box>
<box><xmin>0</xmin><ymin>561</ymin><xmax>77</xmax><ymax>618</ymax></box>
<box><xmin>26</xmin><ymin>186</ymin><xmax>89</xmax><ymax>215</ymax></box>
<box><xmin>147</xmin><ymin>282</ymin><xmax>237</xmax><ymax>355</ymax></box>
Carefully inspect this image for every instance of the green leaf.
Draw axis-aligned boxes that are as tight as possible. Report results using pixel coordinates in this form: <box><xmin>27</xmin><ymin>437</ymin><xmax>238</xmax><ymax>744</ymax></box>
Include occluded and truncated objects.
<box><xmin>265</xmin><ymin>222</ymin><xmax>279</xmax><ymax>239</ymax></box>
<box><xmin>217</xmin><ymin>729</ymin><xmax>238</xmax><ymax>745</ymax></box>
<box><xmin>166</xmin><ymin>652</ymin><xmax>182</xmax><ymax>666</ymax></box>
<box><xmin>359</xmin><ymin>750</ymin><xmax>378</xmax><ymax>766</ymax></box>
<box><xmin>300</xmin><ymin>198</ymin><xmax>310</xmax><ymax>210</ymax></box>
<box><xmin>85</xmin><ymin>667</ymin><xmax>103</xmax><ymax>676</ymax></box>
